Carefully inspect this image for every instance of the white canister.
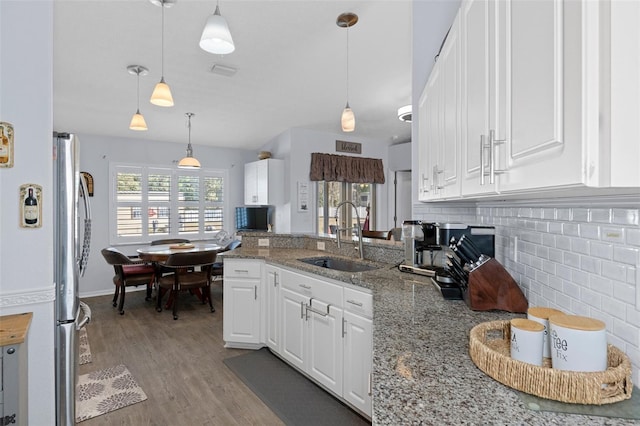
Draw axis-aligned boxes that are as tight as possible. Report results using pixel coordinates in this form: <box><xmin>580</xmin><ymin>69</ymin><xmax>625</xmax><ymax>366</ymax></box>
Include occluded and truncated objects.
<box><xmin>527</xmin><ymin>307</ymin><xmax>565</xmax><ymax>359</ymax></box>
<box><xmin>510</xmin><ymin>318</ymin><xmax>545</xmax><ymax>366</ymax></box>
<box><xmin>548</xmin><ymin>314</ymin><xmax>607</xmax><ymax>372</ymax></box>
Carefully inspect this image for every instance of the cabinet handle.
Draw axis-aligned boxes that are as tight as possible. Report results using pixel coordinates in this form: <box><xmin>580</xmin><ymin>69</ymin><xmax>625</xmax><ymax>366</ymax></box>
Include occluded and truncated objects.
<box><xmin>346</xmin><ymin>299</ymin><xmax>363</xmax><ymax>307</ymax></box>
<box><xmin>305</xmin><ymin>298</ymin><xmax>330</xmax><ymax>318</ymax></box>
<box><xmin>368</xmin><ymin>372</ymin><xmax>372</xmax><ymax>396</ymax></box>
<box><xmin>434</xmin><ymin>165</ymin><xmax>444</xmax><ymax>190</ymax></box>
<box><xmin>269</xmin><ymin>271</ymin><xmax>278</xmax><ymax>286</ymax></box>
<box><xmin>300</xmin><ymin>301</ymin><xmax>305</xmax><ymax>319</ymax></box>
<box><xmin>234</xmin><ymin>269</ymin><xmax>249</xmax><ymax>274</ymax></box>
<box><xmin>342</xmin><ymin>317</ymin><xmax>346</xmax><ymax>337</ymax></box>
<box><xmin>488</xmin><ymin>129</ymin><xmax>507</xmax><ymax>184</ymax></box>
<box><xmin>254</xmin><ymin>285</ymin><xmax>257</xmax><ymax>300</ymax></box>
<box><xmin>299</xmin><ymin>284</ymin><xmax>311</xmax><ymax>290</ymax></box>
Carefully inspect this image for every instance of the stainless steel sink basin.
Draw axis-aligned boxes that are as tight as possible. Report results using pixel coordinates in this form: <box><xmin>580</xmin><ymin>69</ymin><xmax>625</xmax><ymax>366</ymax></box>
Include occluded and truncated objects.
<box><xmin>298</xmin><ymin>256</ymin><xmax>379</xmax><ymax>273</ymax></box>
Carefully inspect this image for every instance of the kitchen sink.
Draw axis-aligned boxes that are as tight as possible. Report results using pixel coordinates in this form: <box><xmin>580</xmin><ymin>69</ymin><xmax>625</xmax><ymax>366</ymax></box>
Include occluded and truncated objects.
<box><xmin>298</xmin><ymin>256</ymin><xmax>380</xmax><ymax>273</ymax></box>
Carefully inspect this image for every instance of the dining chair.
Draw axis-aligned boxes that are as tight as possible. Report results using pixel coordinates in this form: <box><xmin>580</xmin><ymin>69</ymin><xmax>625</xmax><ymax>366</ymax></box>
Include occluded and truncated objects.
<box><xmin>156</xmin><ymin>251</ymin><xmax>218</xmax><ymax>320</ymax></box>
<box><xmin>212</xmin><ymin>239</ymin><xmax>242</xmax><ymax>284</ymax></box>
<box><xmin>101</xmin><ymin>247</ymin><xmax>156</xmax><ymax>315</ymax></box>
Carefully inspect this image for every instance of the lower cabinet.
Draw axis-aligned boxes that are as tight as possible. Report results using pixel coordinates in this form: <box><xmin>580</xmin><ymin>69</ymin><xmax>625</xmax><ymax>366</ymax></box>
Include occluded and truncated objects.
<box><xmin>264</xmin><ymin>265</ymin><xmax>281</xmax><ymax>352</ymax></box>
<box><xmin>223</xmin><ymin>259</ymin><xmax>263</xmax><ymax>349</ymax></box>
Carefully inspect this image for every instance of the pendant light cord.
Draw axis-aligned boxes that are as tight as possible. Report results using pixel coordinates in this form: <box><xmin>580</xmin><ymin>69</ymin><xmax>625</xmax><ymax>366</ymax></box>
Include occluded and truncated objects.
<box><xmin>346</xmin><ymin>23</ymin><xmax>350</xmax><ymax>104</ymax></box>
<box><xmin>161</xmin><ymin>2</ymin><xmax>165</xmax><ymax>78</ymax></box>
<box><xmin>136</xmin><ymin>70</ymin><xmax>141</xmax><ymax>111</ymax></box>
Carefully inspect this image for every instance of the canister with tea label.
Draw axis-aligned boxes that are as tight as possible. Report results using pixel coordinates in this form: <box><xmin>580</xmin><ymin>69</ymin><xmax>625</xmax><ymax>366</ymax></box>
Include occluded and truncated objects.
<box><xmin>510</xmin><ymin>318</ymin><xmax>545</xmax><ymax>366</ymax></box>
<box><xmin>548</xmin><ymin>314</ymin><xmax>607</xmax><ymax>372</ymax></box>
<box><xmin>527</xmin><ymin>307</ymin><xmax>564</xmax><ymax>360</ymax></box>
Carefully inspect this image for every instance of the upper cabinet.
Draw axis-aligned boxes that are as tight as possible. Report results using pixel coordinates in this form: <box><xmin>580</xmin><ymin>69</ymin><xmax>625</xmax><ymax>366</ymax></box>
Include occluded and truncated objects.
<box><xmin>244</xmin><ymin>159</ymin><xmax>284</xmax><ymax>205</ymax></box>
<box><xmin>420</xmin><ymin>0</ymin><xmax>640</xmax><ymax>201</ymax></box>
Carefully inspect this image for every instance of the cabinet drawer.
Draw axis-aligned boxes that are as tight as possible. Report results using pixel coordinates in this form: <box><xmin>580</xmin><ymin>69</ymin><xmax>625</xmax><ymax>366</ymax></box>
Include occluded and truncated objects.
<box><xmin>282</xmin><ymin>269</ymin><xmax>343</xmax><ymax>307</ymax></box>
<box><xmin>223</xmin><ymin>259</ymin><xmax>262</xmax><ymax>279</ymax></box>
<box><xmin>343</xmin><ymin>287</ymin><xmax>373</xmax><ymax>318</ymax></box>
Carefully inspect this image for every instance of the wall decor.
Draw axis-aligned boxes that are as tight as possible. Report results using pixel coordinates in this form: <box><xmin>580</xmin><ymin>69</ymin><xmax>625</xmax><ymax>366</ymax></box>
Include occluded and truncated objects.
<box><xmin>297</xmin><ymin>181</ymin><xmax>309</xmax><ymax>212</ymax></box>
<box><xmin>0</xmin><ymin>121</ymin><xmax>15</xmax><ymax>168</ymax></box>
<box><xmin>335</xmin><ymin>140</ymin><xmax>361</xmax><ymax>154</ymax></box>
<box><xmin>20</xmin><ymin>183</ymin><xmax>42</xmax><ymax>228</ymax></box>
<box><xmin>81</xmin><ymin>172</ymin><xmax>94</xmax><ymax>196</ymax></box>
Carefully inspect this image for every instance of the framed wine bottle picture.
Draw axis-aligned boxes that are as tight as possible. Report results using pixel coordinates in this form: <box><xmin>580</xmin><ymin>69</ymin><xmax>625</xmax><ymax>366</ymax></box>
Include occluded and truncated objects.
<box><xmin>20</xmin><ymin>183</ymin><xmax>42</xmax><ymax>228</ymax></box>
<box><xmin>0</xmin><ymin>121</ymin><xmax>14</xmax><ymax>168</ymax></box>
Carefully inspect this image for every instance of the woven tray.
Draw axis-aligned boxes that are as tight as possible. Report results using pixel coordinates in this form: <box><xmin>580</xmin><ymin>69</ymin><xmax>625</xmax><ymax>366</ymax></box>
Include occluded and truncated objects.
<box><xmin>469</xmin><ymin>320</ymin><xmax>633</xmax><ymax>405</ymax></box>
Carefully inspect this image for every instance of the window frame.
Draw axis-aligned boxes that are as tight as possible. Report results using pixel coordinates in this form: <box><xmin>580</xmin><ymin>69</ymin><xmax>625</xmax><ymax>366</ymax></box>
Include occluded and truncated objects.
<box><xmin>109</xmin><ymin>162</ymin><xmax>228</xmax><ymax>245</ymax></box>
<box><xmin>316</xmin><ymin>181</ymin><xmax>376</xmax><ymax>235</ymax></box>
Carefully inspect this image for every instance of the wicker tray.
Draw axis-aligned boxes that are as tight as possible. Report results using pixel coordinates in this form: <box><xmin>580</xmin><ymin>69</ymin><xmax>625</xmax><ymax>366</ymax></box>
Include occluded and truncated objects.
<box><xmin>469</xmin><ymin>320</ymin><xmax>633</xmax><ymax>405</ymax></box>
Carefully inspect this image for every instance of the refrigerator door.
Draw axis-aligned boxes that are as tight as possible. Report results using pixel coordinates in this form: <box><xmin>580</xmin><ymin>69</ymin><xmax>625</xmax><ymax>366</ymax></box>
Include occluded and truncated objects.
<box><xmin>55</xmin><ymin>318</ymin><xmax>79</xmax><ymax>426</ymax></box>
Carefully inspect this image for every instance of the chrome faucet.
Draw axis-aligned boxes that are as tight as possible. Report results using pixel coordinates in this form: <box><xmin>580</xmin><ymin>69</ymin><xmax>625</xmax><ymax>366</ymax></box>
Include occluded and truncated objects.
<box><xmin>334</xmin><ymin>200</ymin><xmax>364</xmax><ymax>259</ymax></box>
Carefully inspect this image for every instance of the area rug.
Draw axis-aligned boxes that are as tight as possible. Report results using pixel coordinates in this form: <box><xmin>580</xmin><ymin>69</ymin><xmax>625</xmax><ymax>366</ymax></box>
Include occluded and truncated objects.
<box><xmin>75</xmin><ymin>364</ymin><xmax>147</xmax><ymax>423</ymax></box>
<box><xmin>78</xmin><ymin>328</ymin><xmax>92</xmax><ymax>365</ymax></box>
<box><xmin>224</xmin><ymin>348</ymin><xmax>370</xmax><ymax>426</ymax></box>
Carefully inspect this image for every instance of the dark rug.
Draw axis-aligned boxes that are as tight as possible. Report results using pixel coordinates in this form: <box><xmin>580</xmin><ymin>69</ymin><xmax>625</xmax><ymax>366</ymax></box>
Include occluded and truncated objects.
<box><xmin>224</xmin><ymin>348</ymin><xmax>370</xmax><ymax>426</ymax></box>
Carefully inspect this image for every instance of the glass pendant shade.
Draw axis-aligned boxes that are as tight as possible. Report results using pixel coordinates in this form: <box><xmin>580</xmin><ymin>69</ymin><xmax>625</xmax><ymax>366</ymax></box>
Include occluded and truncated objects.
<box><xmin>150</xmin><ymin>78</ymin><xmax>174</xmax><ymax>107</ymax></box>
<box><xmin>178</xmin><ymin>153</ymin><xmax>201</xmax><ymax>169</ymax></box>
<box><xmin>129</xmin><ymin>109</ymin><xmax>148</xmax><ymax>131</ymax></box>
<box><xmin>341</xmin><ymin>103</ymin><xmax>355</xmax><ymax>132</ymax></box>
<box><xmin>199</xmin><ymin>5</ymin><xmax>235</xmax><ymax>55</ymax></box>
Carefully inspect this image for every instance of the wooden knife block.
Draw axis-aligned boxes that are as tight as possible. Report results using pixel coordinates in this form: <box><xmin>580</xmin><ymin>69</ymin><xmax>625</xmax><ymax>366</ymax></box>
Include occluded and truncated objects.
<box><xmin>463</xmin><ymin>258</ymin><xmax>528</xmax><ymax>313</ymax></box>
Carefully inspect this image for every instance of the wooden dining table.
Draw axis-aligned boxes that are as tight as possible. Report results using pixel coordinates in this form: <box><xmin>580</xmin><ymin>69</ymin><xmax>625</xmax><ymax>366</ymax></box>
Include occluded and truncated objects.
<box><xmin>136</xmin><ymin>242</ymin><xmax>223</xmax><ymax>262</ymax></box>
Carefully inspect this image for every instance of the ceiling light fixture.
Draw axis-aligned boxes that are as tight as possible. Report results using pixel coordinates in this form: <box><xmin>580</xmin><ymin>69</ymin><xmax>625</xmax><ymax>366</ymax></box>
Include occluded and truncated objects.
<box><xmin>398</xmin><ymin>105</ymin><xmax>412</xmax><ymax>123</ymax></box>
<box><xmin>150</xmin><ymin>0</ymin><xmax>174</xmax><ymax>107</ymax></box>
<box><xmin>200</xmin><ymin>1</ymin><xmax>235</xmax><ymax>55</ymax></box>
<box><xmin>337</xmin><ymin>12</ymin><xmax>358</xmax><ymax>133</ymax></box>
<box><xmin>178</xmin><ymin>112</ymin><xmax>201</xmax><ymax>169</ymax></box>
<box><xmin>127</xmin><ymin>65</ymin><xmax>149</xmax><ymax>131</ymax></box>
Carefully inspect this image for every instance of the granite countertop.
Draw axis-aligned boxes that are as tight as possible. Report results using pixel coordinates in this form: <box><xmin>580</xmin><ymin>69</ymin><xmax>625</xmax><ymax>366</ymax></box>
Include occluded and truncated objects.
<box><xmin>224</xmin><ymin>247</ymin><xmax>636</xmax><ymax>425</ymax></box>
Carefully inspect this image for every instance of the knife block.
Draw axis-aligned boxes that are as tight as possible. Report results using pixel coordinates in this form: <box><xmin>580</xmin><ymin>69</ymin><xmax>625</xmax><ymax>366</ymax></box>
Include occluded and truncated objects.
<box><xmin>463</xmin><ymin>258</ymin><xmax>528</xmax><ymax>313</ymax></box>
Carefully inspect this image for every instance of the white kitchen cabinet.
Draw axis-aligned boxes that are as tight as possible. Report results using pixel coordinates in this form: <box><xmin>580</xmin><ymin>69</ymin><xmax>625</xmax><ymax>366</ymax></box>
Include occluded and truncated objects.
<box><xmin>342</xmin><ymin>287</ymin><xmax>373</xmax><ymax>416</ymax></box>
<box><xmin>264</xmin><ymin>265</ymin><xmax>281</xmax><ymax>353</ymax></box>
<box><xmin>244</xmin><ymin>159</ymin><xmax>284</xmax><ymax>206</ymax></box>
<box><xmin>418</xmin><ymin>14</ymin><xmax>461</xmax><ymax>201</ymax></box>
<box><xmin>223</xmin><ymin>259</ymin><xmax>263</xmax><ymax>349</ymax></box>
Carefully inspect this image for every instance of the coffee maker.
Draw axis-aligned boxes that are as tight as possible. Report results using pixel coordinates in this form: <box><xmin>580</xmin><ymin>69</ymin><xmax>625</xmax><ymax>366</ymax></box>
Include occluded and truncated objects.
<box><xmin>400</xmin><ymin>221</ymin><xmax>496</xmax><ymax>299</ymax></box>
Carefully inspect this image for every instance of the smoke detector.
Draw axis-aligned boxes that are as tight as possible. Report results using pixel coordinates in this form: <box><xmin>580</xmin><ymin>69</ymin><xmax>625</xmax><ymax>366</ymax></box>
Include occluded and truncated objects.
<box><xmin>149</xmin><ymin>0</ymin><xmax>176</xmax><ymax>7</ymax></box>
<box><xmin>397</xmin><ymin>105</ymin><xmax>412</xmax><ymax>122</ymax></box>
<box><xmin>210</xmin><ymin>63</ymin><xmax>238</xmax><ymax>77</ymax></box>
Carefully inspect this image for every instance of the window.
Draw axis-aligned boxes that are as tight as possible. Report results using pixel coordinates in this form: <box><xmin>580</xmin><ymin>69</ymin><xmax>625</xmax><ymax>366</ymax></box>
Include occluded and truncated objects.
<box><xmin>110</xmin><ymin>164</ymin><xmax>226</xmax><ymax>244</ymax></box>
<box><xmin>316</xmin><ymin>181</ymin><xmax>375</xmax><ymax>235</ymax></box>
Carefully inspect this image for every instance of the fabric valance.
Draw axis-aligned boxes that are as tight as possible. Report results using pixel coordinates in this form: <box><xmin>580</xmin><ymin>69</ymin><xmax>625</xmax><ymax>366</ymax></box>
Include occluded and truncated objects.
<box><xmin>309</xmin><ymin>152</ymin><xmax>385</xmax><ymax>184</ymax></box>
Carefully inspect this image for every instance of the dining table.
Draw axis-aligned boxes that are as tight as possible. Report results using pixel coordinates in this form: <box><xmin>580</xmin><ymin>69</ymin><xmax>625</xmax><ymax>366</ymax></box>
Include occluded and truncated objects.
<box><xmin>136</xmin><ymin>242</ymin><xmax>224</xmax><ymax>309</ymax></box>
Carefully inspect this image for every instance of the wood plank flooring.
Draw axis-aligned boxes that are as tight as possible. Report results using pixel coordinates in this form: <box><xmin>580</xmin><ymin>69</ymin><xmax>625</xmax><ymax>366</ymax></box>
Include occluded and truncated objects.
<box><xmin>78</xmin><ymin>284</ymin><xmax>284</xmax><ymax>425</ymax></box>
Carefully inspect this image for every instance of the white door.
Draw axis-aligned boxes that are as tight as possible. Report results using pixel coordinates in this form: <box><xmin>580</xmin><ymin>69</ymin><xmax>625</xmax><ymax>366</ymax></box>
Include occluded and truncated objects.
<box><xmin>306</xmin><ymin>301</ymin><xmax>343</xmax><ymax>396</ymax></box>
<box><xmin>223</xmin><ymin>278</ymin><xmax>260</xmax><ymax>345</ymax></box>
<box><xmin>343</xmin><ymin>310</ymin><xmax>372</xmax><ymax>416</ymax></box>
<box><xmin>244</xmin><ymin>161</ymin><xmax>257</xmax><ymax>205</ymax></box>
<box><xmin>279</xmin><ymin>286</ymin><xmax>307</xmax><ymax>371</ymax></box>
<box><xmin>264</xmin><ymin>265</ymin><xmax>280</xmax><ymax>352</ymax></box>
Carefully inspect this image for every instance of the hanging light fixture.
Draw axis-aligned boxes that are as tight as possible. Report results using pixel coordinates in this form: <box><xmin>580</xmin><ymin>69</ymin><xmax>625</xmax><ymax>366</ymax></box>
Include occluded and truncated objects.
<box><xmin>199</xmin><ymin>1</ymin><xmax>235</xmax><ymax>55</ymax></box>
<box><xmin>127</xmin><ymin>65</ymin><xmax>149</xmax><ymax>131</ymax></box>
<box><xmin>178</xmin><ymin>113</ymin><xmax>201</xmax><ymax>169</ymax></box>
<box><xmin>337</xmin><ymin>12</ymin><xmax>358</xmax><ymax>133</ymax></box>
<box><xmin>150</xmin><ymin>0</ymin><xmax>174</xmax><ymax>107</ymax></box>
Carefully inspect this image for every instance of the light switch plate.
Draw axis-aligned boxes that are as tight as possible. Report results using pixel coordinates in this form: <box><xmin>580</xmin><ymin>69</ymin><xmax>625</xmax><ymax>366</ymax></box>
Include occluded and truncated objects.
<box><xmin>258</xmin><ymin>238</ymin><xmax>270</xmax><ymax>247</ymax></box>
<box><xmin>317</xmin><ymin>241</ymin><xmax>326</xmax><ymax>251</ymax></box>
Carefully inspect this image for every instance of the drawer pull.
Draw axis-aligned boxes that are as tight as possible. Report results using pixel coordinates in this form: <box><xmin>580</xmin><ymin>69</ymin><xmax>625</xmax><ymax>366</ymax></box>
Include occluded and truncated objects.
<box><xmin>233</xmin><ymin>269</ymin><xmax>249</xmax><ymax>273</ymax></box>
<box><xmin>299</xmin><ymin>284</ymin><xmax>312</xmax><ymax>290</ymax></box>
<box><xmin>346</xmin><ymin>299</ymin><xmax>363</xmax><ymax>307</ymax></box>
<box><xmin>305</xmin><ymin>298</ymin><xmax>330</xmax><ymax>318</ymax></box>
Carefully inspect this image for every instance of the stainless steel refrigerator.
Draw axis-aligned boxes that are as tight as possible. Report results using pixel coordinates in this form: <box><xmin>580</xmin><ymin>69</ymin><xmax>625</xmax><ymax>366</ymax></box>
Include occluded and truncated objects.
<box><xmin>53</xmin><ymin>132</ymin><xmax>92</xmax><ymax>426</ymax></box>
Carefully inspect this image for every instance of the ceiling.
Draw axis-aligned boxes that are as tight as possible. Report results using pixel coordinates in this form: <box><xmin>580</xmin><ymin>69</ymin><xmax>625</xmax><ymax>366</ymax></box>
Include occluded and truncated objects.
<box><xmin>53</xmin><ymin>0</ymin><xmax>418</xmax><ymax>151</ymax></box>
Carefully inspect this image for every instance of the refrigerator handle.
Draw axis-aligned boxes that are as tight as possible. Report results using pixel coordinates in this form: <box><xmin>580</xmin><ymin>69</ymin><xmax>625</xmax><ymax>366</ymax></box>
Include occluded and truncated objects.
<box><xmin>78</xmin><ymin>173</ymin><xmax>92</xmax><ymax>277</ymax></box>
<box><xmin>77</xmin><ymin>301</ymin><xmax>92</xmax><ymax>330</ymax></box>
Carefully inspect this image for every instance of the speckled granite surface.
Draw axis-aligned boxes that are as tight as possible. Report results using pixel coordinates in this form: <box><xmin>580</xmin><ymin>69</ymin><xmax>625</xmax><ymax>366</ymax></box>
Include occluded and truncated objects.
<box><xmin>224</xmin><ymin>246</ymin><xmax>637</xmax><ymax>425</ymax></box>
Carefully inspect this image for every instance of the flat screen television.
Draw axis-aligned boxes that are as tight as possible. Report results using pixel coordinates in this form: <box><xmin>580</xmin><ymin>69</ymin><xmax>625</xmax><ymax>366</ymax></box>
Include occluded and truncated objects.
<box><xmin>235</xmin><ymin>206</ymin><xmax>272</xmax><ymax>231</ymax></box>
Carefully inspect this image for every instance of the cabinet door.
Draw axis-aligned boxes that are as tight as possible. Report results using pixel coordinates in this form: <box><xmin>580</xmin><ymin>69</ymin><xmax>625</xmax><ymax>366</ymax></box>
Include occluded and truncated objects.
<box><xmin>417</xmin><ymin>64</ymin><xmax>441</xmax><ymax>201</ymax></box>
<box><xmin>244</xmin><ymin>161</ymin><xmax>258</xmax><ymax>205</ymax></box>
<box><xmin>417</xmin><ymin>82</ymin><xmax>432</xmax><ymax>201</ymax></box>
<box><xmin>279</xmin><ymin>286</ymin><xmax>307</xmax><ymax>372</ymax></box>
<box><xmin>265</xmin><ymin>265</ymin><xmax>280</xmax><ymax>352</ymax></box>
<box><xmin>223</xmin><ymin>277</ymin><xmax>261</xmax><ymax>346</ymax></box>
<box><xmin>460</xmin><ymin>0</ymin><xmax>499</xmax><ymax>196</ymax></box>
<box><xmin>307</xmin><ymin>301</ymin><xmax>343</xmax><ymax>396</ymax></box>
<box><xmin>254</xmin><ymin>160</ymin><xmax>269</xmax><ymax>205</ymax></box>
<box><xmin>343</xmin><ymin>310</ymin><xmax>372</xmax><ymax>417</ymax></box>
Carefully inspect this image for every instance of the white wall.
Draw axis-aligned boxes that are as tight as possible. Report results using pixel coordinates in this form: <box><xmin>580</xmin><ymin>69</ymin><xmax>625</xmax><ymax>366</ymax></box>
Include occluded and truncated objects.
<box><xmin>262</xmin><ymin>127</ymin><xmax>395</xmax><ymax>234</ymax></box>
<box><xmin>0</xmin><ymin>1</ymin><xmax>56</xmax><ymax>423</ymax></box>
<box><xmin>77</xmin><ymin>133</ymin><xmax>255</xmax><ymax>298</ymax></box>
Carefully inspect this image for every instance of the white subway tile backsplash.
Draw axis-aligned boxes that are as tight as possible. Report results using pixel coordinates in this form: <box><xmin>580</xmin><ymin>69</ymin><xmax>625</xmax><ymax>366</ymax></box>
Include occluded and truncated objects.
<box><xmin>563</xmin><ymin>252</ymin><xmax>580</xmax><ymax>268</ymax></box>
<box><xmin>570</xmin><ymin>237</ymin><xmax>590</xmax><ymax>255</ymax></box>
<box><xmin>579</xmin><ymin>223</ymin><xmax>601</xmax><ymax>240</ymax></box>
<box><xmin>602</xmin><ymin>260</ymin><xmax>629</xmax><ymax>282</ymax></box>
<box><xmin>570</xmin><ymin>300</ymin><xmax>591</xmax><ymax>316</ymax></box>
<box><xmin>563</xmin><ymin>281</ymin><xmax>581</xmax><ymax>299</ymax></box>
<box><xmin>590</xmin><ymin>208</ymin><xmax>612</xmax><ymax>223</ymax></box>
<box><xmin>548</xmin><ymin>248</ymin><xmax>563</xmax><ymax>263</ymax></box>
<box><xmin>571</xmin><ymin>269</ymin><xmax>590</xmax><ymax>286</ymax></box>
<box><xmin>556</xmin><ymin>264</ymin><xmax>573</xmax><ymax>281</ymax></box>
<box><xmin>589</xmin><ymin>275</ymin><xmax>613</xmax><ymax>296</ymax></box>
<box><xmin>562</xmin><ymin>223</ymin><xmax>580</xmax><ymax>236</ymax></box>
<box><xmin>542</xmin><ymin>233</ymin><xmax>555</xmax><ymax>248</ymax></box>
<box><xmin>549</xmin><ymin>276</ymin><xmax>563</xmax><ymax>291</ymax></box>
<box><xmin>580</xmin><ymin>288</ymin><xmax>602</xmax><ymax>308</ymax></box>
<box><xmin>590</xmin><ymin>241</ymin><xmax>613</xmax><ymax>260</ymax></box>
<box><xmin>627</xmin><ymin>307</ymin><xmax>640</xmax><ymax>328</ymax></box>
<box><xmin>542</xmin><ymin>260</ymin><xmax>556</xmax><ymax>275</ymax></box>
<box><xmin>613</xmin><ymin>318</ymin><xmax>639</xmax><ymax>346</ymax></box>
<box><xmin>548</xmin><ymin>222</ymin><xmax>563</xmax><ymax>234</ymax></box>
<box><xmin>555</xmin><ymin>292</ymin><xmax>572</xmax><ymax>308</ymax></box>
<box><xmin>556</xmin><ymin>235</ymin><xmax>571</xmax><ymax>250</ymax></box>
<box><xmin>612</xmin><ymin>209</ymin><xmax>640</xmax><ymax>226</ymax></box>
<box><xmin>542</xmin><ymin>208</ymin><xmax>555</xmax><ymax>220</ymax></box>
<box><xmin>601</xmin><ymin>226</ymin><xmax>625</xmax><ymax>243</ymax></box>
<box><xmin>572</xmin><ymin>208</ymin><xmax>590</xmax><ymax>222</ymax></box>
<box><xmin>556</xmin><ymin>208</ymin><xmax>572</xmax><ymax>221</ymax></box>
<box><xmin>613</xmin><ymin>281</ymin><xmax>636</xmax><ymax>304</ymax></box>
<box><xmin>579</xmin><ymin>255</ymin><xmax>601</xmax><ymax>274</ymax></box>
<box><xmin>613</xmin><ymin>246</ymin><xmax>639</xmax><ymax>266</ymax></box>
<box><xmin>628</xmin><ymin>228</ymin><xmax>640</xmax><ymax>247</ymax></box>
<box><xmin>601</xmin><ymin>296</ymin><xmax>627</xmax><ymax>320</ymax></box>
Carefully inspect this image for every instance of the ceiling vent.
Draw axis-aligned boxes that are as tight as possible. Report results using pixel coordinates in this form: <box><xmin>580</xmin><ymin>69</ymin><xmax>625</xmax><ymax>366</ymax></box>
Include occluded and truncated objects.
<box><xmin>210</xmin><ymin>64</ymin><xmax>237</xmax><ymax>77</ymax></box>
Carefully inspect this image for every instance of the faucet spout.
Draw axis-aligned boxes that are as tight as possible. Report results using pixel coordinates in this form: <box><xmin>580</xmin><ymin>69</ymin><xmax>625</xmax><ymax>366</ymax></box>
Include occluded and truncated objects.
<box><xmin>334</xmin><ymin>200</ymin><xmax>364</xmax><ymax>259</ymax></box>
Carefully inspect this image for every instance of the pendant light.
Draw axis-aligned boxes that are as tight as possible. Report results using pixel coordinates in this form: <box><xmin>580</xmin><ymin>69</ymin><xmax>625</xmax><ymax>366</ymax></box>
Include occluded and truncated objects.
<box><xmin>337</xmin><ymin>12</ymin><xmax>358</xmax><ymax>133</ymax></box>
<box><xmin>127</xmin><ymin>65</ymin><xmax>149</xmax><ymax>131</ymax></box>
<box><xmin>200</xmin><ymin>1</ymin><xmax>235</xmax><ymax>55</ymax></box>
<box><xmin>178</xmin><ymin>113</ymin><xmax>201</xmax><ymax>169</ymax></box>
<box><xmin>150</xmin><ymin>0</ymin><xmax>174</xmax><ymax>107</ymax></box>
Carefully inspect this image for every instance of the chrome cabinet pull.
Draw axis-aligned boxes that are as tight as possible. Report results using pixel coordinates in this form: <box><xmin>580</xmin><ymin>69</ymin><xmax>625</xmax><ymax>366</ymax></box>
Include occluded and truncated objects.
<box><xmin>489</xmin><ymin>129</ymin><xmax>507</xmax><ymax>184</ymax></box>
<box><xmin>254</xmin><ymin>285</ymin><xmax>257</xmax><ymax>300</ymax></box>
<box><xmin>368</xmin><ymin>372</ymin><xmax>372</xmax><ymax>396</ymax></box>
<box><xmin>305</xmin><ymin>298</ymin><xmax>330</xmax><ymax>318</ymax></box>
<box><xmin>346</xmin><ymin>299</ymin><xmax>363</xmax><ymax>307</ymax></box>
<box><xmin>234</xmin><ymin>269</ymin><xmax>249</xmax><ymax>274</ymax></box>
<box><xmin>342</xmin><ymin>317</ymin><xmax>346</xmax><ymax>337</ymax></box>
<box><xmin>299</xmin><ymin>283</ymin><xmax>311</xmax><ymax>290</ymax></box>
<box><xmin>300</xmin><ymin>301</ymin><xmax>304</xmax><ymax>319</ymax></box>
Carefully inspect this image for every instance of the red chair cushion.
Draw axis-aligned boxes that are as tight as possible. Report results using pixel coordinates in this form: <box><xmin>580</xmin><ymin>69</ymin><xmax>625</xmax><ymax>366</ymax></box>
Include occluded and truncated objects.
<box><xmin>123</xmin><ymin>264</ymin><xmax>155</xmax><ymax>276</ymax></box>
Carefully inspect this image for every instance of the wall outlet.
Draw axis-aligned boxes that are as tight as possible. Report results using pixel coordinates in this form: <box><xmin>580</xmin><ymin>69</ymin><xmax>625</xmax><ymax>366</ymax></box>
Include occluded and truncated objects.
<box><xmin>317</xmin><ymin>241</ymin><xmax>326</xmax><ymax>251</ymax></box>
<box><xmin>258</xmin><ymin>238</ymin><xmax>270</xmax><ymax>247</ymax></box>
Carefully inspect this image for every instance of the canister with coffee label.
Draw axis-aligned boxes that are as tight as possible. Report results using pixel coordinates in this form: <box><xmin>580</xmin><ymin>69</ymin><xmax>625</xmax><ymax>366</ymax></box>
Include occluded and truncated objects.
<box><xmin>548</xmin><ymin>314</ymin><xmax>607</xmax><ymax>372</ymax></box>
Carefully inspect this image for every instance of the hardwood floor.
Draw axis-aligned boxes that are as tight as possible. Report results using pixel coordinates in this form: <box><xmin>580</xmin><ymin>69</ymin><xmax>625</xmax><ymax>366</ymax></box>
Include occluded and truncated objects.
<box><xmin>78</xmin><ymin>284</ymin><xmax>284</xmax><ymax>425</ymax></box>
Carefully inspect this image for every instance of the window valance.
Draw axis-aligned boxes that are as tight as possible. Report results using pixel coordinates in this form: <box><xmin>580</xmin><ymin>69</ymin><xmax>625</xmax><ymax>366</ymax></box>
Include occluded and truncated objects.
<box><xmin>309</xmin><ymin>153</ymin><xmax>385</xmax><ymax>184</ymax></box>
